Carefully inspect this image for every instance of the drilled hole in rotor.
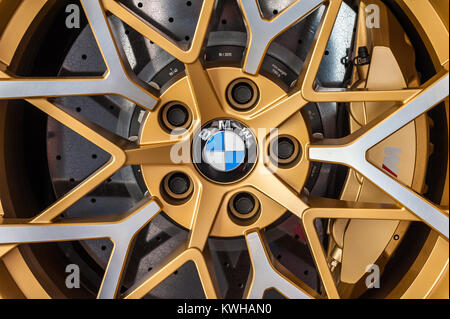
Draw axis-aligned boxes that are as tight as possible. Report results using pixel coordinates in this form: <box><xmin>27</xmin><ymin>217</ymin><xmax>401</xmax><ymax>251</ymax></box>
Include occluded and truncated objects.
<box><xmin>228</xmin><ymin>192</ymin><xmax>261</xmax><ymax>226</ymax></box>
<box><xmin>269</xmin><ymin>135</ymin><xmax>301</xmax><ymax>168</ymax></box>
<box><xmin>161</xmin><ymin>172</ymin><xmax>194</xmax><ymax>205</ymax></box>
<box><xmin>159</xmin><ymin>101</ymin><xmax>193</xmax><ymax>133</ymax></box>
<box><xmin>226</xmin><ymin>78</ymin><xmax>259</xmax><ymax>111</ymax></box>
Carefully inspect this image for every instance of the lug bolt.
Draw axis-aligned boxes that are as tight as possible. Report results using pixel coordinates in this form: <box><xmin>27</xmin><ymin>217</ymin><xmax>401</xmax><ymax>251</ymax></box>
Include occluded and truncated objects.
<box><xmin>269</xmin><ymin>135</ymin><xmax>301</xmax><ymax>167</ymax></box>
<box><xmin>160</xmin><ymin>102</ymin><xmax>192</xmax><ymax>132</ymax></box>
<box><xmin>228</xmin><ymin>192</ymin><xmax>260</xmax><ymax>224</ymax></box>
<box><xmin>234</xmin><ymin>193</ymin><xmax>255</xmax><ymax>215</ymax></box>
<box><xmin>275</xmin><ymin>137</ymin><xmax>295</xmax><ymax>159</ymax></box>
<box><xmin>169</xmin><ymin>174</ymin><xmax>190</xmax><ymax>195</ymax></box>
<box><xmin>167</xmin><ymin>104</ymin><xmax>189</xmax><ymax>127</ymax></box>
<box><xmin>232</xmin><ymin>82</ymin><xmax>254</xmax><ymax>105</ymax></box>
<box><xmin>226</xmin><ymin>78</ymin><xmax>259</xmax><ymax>111</ymax></box>
<box><xmin>162</xmin><ymin>172</ymin><xmax>193</xmax><ymax>203</ymax></box>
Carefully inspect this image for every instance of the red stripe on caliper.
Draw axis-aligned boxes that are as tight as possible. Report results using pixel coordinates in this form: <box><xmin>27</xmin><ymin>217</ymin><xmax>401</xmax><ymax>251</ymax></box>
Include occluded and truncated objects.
<box><xmin>382</xmin><ymin>164</ymin><xmax>398</xmax><ymax>178</ymax></box>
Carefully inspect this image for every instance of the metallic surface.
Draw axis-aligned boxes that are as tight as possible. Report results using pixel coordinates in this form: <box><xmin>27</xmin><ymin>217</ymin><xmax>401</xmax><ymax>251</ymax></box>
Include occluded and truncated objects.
<box><xmin>244</xmin><ymin>231</ymin><xmax>314</xmax><ymax>299</ymax></box>
<box><xmin>239</xmin><ymin>0</ymin><xmax>323</xmax><ymax>74</ymax></box>
<box><xmin>0</xmin><ymin>0</ymin><xmax>448</xmax><ymax>299</ymax></box>
<box><xmin>0</xmin><ymin>0</ymin><xmax>158</xmax><ymax>109</ymax></box>
<box><xmin>308</xmin><ymin>72</ymin><xmax>449</xmax><ymax>238</ymax></box>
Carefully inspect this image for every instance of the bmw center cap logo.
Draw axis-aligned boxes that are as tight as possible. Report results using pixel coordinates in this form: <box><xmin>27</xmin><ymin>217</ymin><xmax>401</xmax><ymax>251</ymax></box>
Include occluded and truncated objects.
<box><xmin>193</xmin><ymin>119</ymin><xmax>258</xmax><ymax>183</ymax></box>
<box><xmin>204</xmin><ymin>131</ymin><xmax>245</xmax><ymax>172</ymax></box>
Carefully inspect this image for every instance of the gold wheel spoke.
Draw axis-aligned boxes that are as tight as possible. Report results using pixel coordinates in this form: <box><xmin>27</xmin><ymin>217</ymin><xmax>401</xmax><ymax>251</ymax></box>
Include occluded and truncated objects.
<box><xmin>302</xmin><ymin>200</ymin><xmax>420</xmax><ymax>299</ymax></box>
<box><xmin>308</xmin><ymin>72</ymin><xmax>450</xmax><ymax>238</ymax></box>
<box><xmin>301</xmin><ymin>209</ymin><xmax>339</xmax><ymax>299</ymax></box>
<box><xmin>185</xmin><ymin>60</ymin><xmax>224</xmax><ymax>123</ymax></box>
<box><xmin>187</xmin><ymin>183</ymin><xmax>223</xmax><ymax>250</ymax></box>
<box><xmin>0</xmin><ymin>98</ymin><xmax>130</xmax><ymax>258</ymax></box>
<box><xmin>307</xmin><ymin>198</ymin><xmax>420</xmax><ymax>221</ymax></box>
<box><xmin>244</xmin><ymin>230</ymin><xmax>316</xmax><ymax>299</ymax></box>
<box><xmin>103</xmin><ymin>0</ymin><xmax>215</xmax><ymax>64</ymax></box>
<box><xmin>125</xmin><ymin>138</ymin><xmax>187</xmax><ymax>166</ymax></box>
<box><xmin>32</xmin><ymin>99</ymin><xmax>133</xmax><ymax>154</ymax></box>
<box><xmin>0</xmin><ymin>199</ymin><xmax>161</xmax><ymax>299</ymax></box>
<box><xmin>124</xmin><ymin>241</ymin><xmax>219</xmax><ymax>299</ymax></box>
<box><xmin>247</xmin><ymin>165</ymin><xmax>309</xmax><ymax>218</ymax></box>
<box><xmin>247</xmin><ymin>90</ymin><xmax>308</xmax><ymax>129</ymax></box>
<box><xmin>0</xmin><ymin>0</ymin><xmax>158</xmax><ymax>110</ymax></box>
<box><xmin>239</xmin><ymin>0</ymin><xmax>324</xmax><ymax>75</ymax></box>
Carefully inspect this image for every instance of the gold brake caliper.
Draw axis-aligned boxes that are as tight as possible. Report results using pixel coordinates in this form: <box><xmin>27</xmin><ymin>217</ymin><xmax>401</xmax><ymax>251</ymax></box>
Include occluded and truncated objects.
<box><xmin>327</xmin><ymin>0</ymin><xmax>430</xmax><ymax>290</ymax></box>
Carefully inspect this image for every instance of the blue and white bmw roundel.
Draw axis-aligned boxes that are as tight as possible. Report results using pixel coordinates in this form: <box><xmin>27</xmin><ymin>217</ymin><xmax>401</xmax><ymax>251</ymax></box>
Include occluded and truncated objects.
<box><xmin>203</xmin><ymin>131</ymin><xmax>246</xmax><ymax>172</ymax></box>
<box><xmin>193</xmin><ymin>119</ymin><xmax>257</xmax><ymax>183</ymax></box>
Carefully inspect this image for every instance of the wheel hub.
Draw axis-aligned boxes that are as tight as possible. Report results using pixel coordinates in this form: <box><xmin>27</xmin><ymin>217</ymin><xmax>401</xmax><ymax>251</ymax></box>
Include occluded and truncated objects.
<box><xmin>139</xmin><ymin>67</ymin><xmax>311</xmax><ymax>238</ymax></box>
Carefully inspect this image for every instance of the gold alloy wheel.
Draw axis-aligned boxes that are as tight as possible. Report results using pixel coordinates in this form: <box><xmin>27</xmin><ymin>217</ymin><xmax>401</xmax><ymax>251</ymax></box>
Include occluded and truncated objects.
<box><xmin>0</xmin><ymin>0</ymin><xmax>448</xmax><ymax>299</ymax></box>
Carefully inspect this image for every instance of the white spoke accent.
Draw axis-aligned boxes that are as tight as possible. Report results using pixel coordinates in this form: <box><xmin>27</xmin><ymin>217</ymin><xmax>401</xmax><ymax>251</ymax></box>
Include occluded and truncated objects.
<box><xmin>0</xmin><ymin>78</ymin><xmax>106</xmax><ymax>99</ymax></box>
<box><xmin>0</xmin><ymin>0</ymin><xmax>157</xmax><ymax>110</ymax></box>
<box><xmin>245</xmin><ymin>231</ymin><xmax>311</xmax><ymax>299</ymax></box>
<box><xmin>309</xmin><ymin>73</ymin><xmax>450</xmax><ymax>238</ymax></box>
<box><xmin>98</xmin><ymin>241</ymin><xmax>132</xmax><ymax>299</ymax></box>
<box><xmin>239</xmin><ymin>0</ymin><xmax>323</xmax><ymax>74</ymax></box>
<box><xmin>80</xmin><ymin>0</ymin><xmax>157</xmax><ymax>109</ymax></box>
<box><xmin>0</xmin><ymin>199</ymin><xmax>161</xmax><ymax>299</ymax></box>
